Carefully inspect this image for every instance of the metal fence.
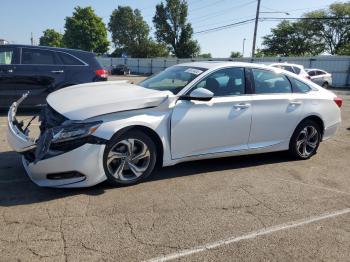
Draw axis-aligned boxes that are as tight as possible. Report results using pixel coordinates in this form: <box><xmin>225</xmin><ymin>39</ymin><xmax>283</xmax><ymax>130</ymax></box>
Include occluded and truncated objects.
<box><xmin>97</xmin><ymin>56</ymin><xmax>350</xmax><ymax>88</ymax></box>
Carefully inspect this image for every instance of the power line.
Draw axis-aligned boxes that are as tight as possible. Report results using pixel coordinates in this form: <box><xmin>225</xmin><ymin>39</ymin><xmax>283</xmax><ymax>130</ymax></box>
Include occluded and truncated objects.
<box><xmin>260</xmin><ymin>17</ymin><xmax>350</xmax><ymax>21</ymax></box>
<box><xmin>194</xmin><ymin>18</ymin><xmax>256</xmax><ymax>34</ymax></box>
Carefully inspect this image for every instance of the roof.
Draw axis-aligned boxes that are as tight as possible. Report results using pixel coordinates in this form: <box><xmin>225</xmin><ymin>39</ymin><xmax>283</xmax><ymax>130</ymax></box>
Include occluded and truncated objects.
<box><xmin>1</xmin><ymin>44</ymin><xmax>94</xmax><ymax>54</ymax></box>
<box><xmin>270</xmin><ymin>62</ymin><xmax>305</xmax><ymax>68</ymax></box>
<box><xmin>176</xmin><ymin>61</ymin><xmax>268</xmax><ymax>70</ymax></box>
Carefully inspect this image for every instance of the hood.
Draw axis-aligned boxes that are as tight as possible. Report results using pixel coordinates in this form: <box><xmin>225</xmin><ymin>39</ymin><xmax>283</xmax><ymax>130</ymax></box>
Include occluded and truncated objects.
<box><xmin>47</xmin><ymin>81</ymin><xmax>172</xmax><ymax>120</ymax></box>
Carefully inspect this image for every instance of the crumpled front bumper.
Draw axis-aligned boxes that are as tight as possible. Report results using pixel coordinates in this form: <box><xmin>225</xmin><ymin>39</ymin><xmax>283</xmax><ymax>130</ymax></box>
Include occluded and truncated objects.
<box><xmin>7</xmin><ymin>93</ymin><xmax>107</xmax><ymax>188</ymax></box>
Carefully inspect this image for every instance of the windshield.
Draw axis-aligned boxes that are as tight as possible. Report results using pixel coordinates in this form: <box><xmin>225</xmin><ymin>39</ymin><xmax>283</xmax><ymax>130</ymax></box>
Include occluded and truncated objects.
<box><xmin>139</xmin><ymin>66</ymin><xmax>207</xmax><ymax>94</ymax></box>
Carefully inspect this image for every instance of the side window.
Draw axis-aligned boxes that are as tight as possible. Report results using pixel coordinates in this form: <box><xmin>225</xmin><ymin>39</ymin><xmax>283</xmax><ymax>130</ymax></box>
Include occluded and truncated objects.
<box><xmin>293</xmin><ymin>66</ymin><xmax>301</xmax><ymax>74</ymax></box>
<box><xmin>290</xmin><ymin>78</ymin><xmax>311</xmax><ymax>93</ymax></box>
<box><xmin>192</xmin><ymin>67</ymin><xmax>245</xmax><ymax>96</ymax></box>
<box><xmin>0</xmin><ymin>48</ymin><xmax>14</xmax><ymax>65</ymax></box>
<box><xmin>252</xmin><ymin>69</ymin><xmax>292</xmax><ymax>94</ymax></box>
<box><xmin>22</xmin><ymin>48</ymin><xmax>57</xmax><ymax>65</ymax></box>
<box><xmin>316</xmin><ymin>70</ymin><xmax>325</xmax><ymax>76</ymax></box>
<box><xmin>281</xmin><ymin>65</ymin><xmax>294</xmax><ymax>73</ymax></box>
<box><xmin>58</xmin><ymin>52</ymin><xmax>84</xmax><ymax>65</ymax></box>
<box><xmin>308</xmin><ymin>70</ymin><xmax>316</xmax><ymax>76</ymax></box>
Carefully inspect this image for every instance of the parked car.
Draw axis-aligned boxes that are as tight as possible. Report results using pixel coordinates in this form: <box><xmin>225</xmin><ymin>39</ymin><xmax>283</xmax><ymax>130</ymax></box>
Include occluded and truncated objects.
<box><xmin>111</xmin><ymin>64</ymin><xmax>131</xmax><ymax>75</ymax></box>
<box><xmin>270</xmin><ymin>63</ymin><xmax>310</xmax><ymax>80</ymax></box>
<box><xmin>0</xmin><ymin>44</ymin><xmax>108</xmax><ymax>109</ymax></box>
<box><xmin>7</xmin><ymin>62</ymin><xmax>342</xmax><ymax>188</ymax></box>
<box><xmin>305</xmin><ymin>68</ymin><xmax>332</xmax><ymax>88</ymax></box>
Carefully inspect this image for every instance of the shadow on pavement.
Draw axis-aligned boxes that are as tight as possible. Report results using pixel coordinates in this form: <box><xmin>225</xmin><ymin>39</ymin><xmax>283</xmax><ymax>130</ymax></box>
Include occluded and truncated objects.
<box><xmin>0</xmin><ymin>149</ymin><xmax>294</xmax><ymax>207</ymax></box>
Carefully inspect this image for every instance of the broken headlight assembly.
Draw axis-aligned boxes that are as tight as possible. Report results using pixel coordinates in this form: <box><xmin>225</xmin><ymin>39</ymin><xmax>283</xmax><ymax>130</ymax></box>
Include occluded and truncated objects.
<box><xmin>51</xmin><ymin>121</ymin><xmax>102</xmax><ymax>143</ymax></box>
<box><xmin>34</xmin><ymin>121</ymin><xmax>103</xmax><ymax>162</ymax></box>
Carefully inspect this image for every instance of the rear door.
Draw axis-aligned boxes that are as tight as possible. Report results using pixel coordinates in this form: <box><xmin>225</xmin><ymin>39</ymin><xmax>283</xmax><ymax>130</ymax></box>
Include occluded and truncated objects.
<box><xmin>249</xmin><ymin>68</ymin><xmax>303</xmax><ymax>149</ymax></box>
<box><xmin>16</xmin><ymin>47</ymin><xmax>65</xmax><ymax>106</ymax></box>
<box><xmin>0</xmin><ymin>46</ymin><xmax>20</xmax><ymax>108</ymax></box>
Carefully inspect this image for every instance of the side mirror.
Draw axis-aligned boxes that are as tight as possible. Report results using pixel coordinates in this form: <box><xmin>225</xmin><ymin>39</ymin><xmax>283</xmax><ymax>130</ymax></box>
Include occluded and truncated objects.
<box><xmin>179</xmin><ymin>88</ymin><xmax>214</xmax><ymax>101</ymax></box>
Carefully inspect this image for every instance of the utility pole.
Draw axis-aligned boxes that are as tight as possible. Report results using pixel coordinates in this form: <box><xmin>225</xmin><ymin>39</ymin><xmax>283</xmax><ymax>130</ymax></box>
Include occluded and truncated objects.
<box><xmin>251</xmin><ymin>0</ymin><xmax>261</xmax><ymax>58</ymax></box>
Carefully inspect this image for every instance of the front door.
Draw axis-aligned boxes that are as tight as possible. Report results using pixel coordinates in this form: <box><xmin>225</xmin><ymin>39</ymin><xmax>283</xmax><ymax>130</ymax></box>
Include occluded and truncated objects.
<box><xmin>171</xmin><ymin>67</ymin><xmax>252</xmax><ymax>159</ymax></box>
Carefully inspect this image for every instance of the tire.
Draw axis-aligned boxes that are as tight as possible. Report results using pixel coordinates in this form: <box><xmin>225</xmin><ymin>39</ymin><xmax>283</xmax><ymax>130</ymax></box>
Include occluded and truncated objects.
<box><xmin>289</xmin><ymin>120</ymin><xmax>321</xmax><ymax>160</ymax></box>
<box><xmin>322</xmin><ymin>82</ymin><xmax>329</xmax><ymax>89</ymax></box>
<box><xmin>103</xmin><ymin>130</ymin><xmax>157</xmax><ymax>186</ymax></box>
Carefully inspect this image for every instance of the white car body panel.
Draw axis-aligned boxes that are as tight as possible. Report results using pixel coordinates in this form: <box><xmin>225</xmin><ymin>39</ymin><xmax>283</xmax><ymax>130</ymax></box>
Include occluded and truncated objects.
<box><xmin>6</xmin><ymin>62</ymin><xmax>342</xmax><ymax>188</ymax></box>
<box><xmin>47</xmin><ymin>81</ymin><xmax>172</xmax><ymax>120</ymax></box>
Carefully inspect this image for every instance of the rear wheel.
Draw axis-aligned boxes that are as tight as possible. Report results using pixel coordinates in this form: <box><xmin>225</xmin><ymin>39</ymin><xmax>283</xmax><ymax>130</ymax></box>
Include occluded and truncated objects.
<box><xmin>103</xmin><ymin>130</ymin><xmax>157</xmax><ymax>186</ymax></box>
<box><xmin>322</xmin><ymin>82</ymin><xmax>329</xmax><ymax>89</ymax></box>
<box><xmin>289</xmin><ymin>120</ymin><xmax>321</xmax><ymax>160</ymax></box>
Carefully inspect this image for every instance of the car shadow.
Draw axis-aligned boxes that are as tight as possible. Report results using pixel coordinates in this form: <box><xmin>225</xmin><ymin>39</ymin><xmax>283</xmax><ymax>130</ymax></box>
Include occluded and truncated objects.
<box><xmin>0</xmin><ymin>149</ymin><xmax>295</xmax><ymax>207</ymax></box>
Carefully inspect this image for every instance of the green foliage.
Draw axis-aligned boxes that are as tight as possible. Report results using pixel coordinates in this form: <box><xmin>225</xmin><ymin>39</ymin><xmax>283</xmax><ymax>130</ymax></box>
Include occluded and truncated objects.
<box><xmin>303</xmin><ymin>1</ymin><xmax>350</xmax><ymax>55</ymax></box>
<box><xmin>63</xmin><ymin>6</ymin><xmax>109</xmax><ymax>54</ymax></box>
<box><xmin>109</xmin><ymin>6</ymin><xmax>168</xmax><ymax>58</ymax></box>
<box><xmin>153</xmin><ymin>0</ymin><xmax>200</xmax><ymax>58</ymax></box>
<box><xmin>261</xmin><ymin>20</ymin><xmax>325</xmax><ymax>56</ymax></box>
<box><xmin>197</xmin><ymin>53</ymin><xmax>212</xmax><ymax>58</ymax></box>
<box><xmin>230</xmin><ymin>51</ymin><xmax>243</xmax><ymax>58</ymax></box>
<box><xmin>39</xmin><ymin>29</ymin><xmax>63</xmax><ymax>47</ymax></box>
<box><xmin>261</xmin><ymin>1</ymin><xmax>350</xmax><ymax>56</ymax></box>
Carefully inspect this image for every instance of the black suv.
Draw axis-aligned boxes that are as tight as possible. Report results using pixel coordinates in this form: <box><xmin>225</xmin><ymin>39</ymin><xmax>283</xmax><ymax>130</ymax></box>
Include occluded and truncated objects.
<box><xmin>0</xmin><ymin>45</ymin><xmax>108</xmax><ymax>108</ymax></box>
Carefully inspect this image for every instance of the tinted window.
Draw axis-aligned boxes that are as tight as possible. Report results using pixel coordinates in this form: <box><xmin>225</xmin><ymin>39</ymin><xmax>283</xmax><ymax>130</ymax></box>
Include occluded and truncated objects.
<box><xmin>293</xmin><ymin>66</ymin><xmax>301</xmax><ymax>74</ymax></box>
<box><xmin>0</xmin><ymin>48</ymin><xmax>14</xmax><ymax>65</ymax></box>
<box><xmin>281</xmin><ymin>65</ymin><xmax>294</xmax><ymax>73</ymax></box>
<box><xmin>192</xmin><ymin>67</ymin><xmax>245</xmax><ymax>96</ymax></box>
<box><xmin>58</xmin><ymin>52</ymin><xmax>84</xmax><ymax>65</ymax></box>
<box><xmin>316</xmin><ymin>70</ymin><xmax>325</xmax><ymax>76</ymax></box>
<box><xmin>252</xmin><ymin>69</ymin><xmax>292</xmax><ymax>94</ymax></box>
<box><xmin>290</xmin><ymin>78</ymin><xmax>311</xmax><ymax>93</ymax></box>
<box><xmin>307</xmin><ymin>70</ymin><xmax>316</xmax><ymax>76</ymax></box>
<box><xmin>22</xmin><ymin>48</ymin><xmax>57</xmax><ymax>65</ymax></box>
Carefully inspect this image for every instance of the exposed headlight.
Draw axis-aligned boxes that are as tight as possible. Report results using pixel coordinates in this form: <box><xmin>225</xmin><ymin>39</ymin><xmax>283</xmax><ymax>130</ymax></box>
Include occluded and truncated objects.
<box><xmin>52</xmin><ymin>121</ymin><xmax>102</xmax><ymax>143</ymax></box>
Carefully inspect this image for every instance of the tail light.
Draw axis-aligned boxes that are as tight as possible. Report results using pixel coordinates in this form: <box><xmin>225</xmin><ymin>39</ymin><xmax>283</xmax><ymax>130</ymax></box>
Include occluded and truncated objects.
<box><xmin>95</xmin><ymin>69</ymin><xmax>108</xmax><ymax>78</ymax></box>
<box><xmin>334</xmin><ymin>97</ymin><xmax>342</xmax><ymax>108</ymax></box>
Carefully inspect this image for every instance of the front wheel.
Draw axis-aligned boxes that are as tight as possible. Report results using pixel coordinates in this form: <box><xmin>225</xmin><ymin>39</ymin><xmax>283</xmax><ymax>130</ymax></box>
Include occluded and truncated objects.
<box><xmin>289</xmin><ymin>120</ymin><xmax>321</xmax><ymax>160</ymax></box>
<box><xmin>103</xmin><ymin>130</ymin><xmax>157</xmax><ymax>186</ymax></box>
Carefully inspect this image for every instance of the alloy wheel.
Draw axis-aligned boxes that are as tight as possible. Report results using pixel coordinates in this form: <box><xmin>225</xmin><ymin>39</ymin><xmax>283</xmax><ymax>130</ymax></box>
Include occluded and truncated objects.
<box><xmin>296</xmin><ymin>126</ymin><xmax>319</xmax><ymax>158</ymax></box>
<box><xmin>106</xmin><ymin>139</ymin><xmax>151</xmax><ymax>181</ymax></box>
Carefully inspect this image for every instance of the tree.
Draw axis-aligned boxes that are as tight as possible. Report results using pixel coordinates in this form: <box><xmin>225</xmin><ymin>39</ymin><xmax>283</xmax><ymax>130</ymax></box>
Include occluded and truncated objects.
<box><xmin>230</xmin><ymin>51</ymin><xmax>243</xmax><ymax>58</ymax></box>
<box><xmin>261</xmin><ymin>20</ymin><xmax>325</xmax><ymax>56</ymax></box>
<box><xmin>153</xmin><ymin>0</ymin><xmax>200</xmax><ymax>58</ymax></box>
<box><xmin>39</xmin><ymin>29</ymin><xmax>63</xmax><ymax>47</ymax></box>
<box><xmin>198</xmin><ymin>53</ymin><xmax>212</xmax><ymax>58</ymax></box>
<box><xmin>109</xmin><ymin>6</ymin><xmax>168</xmax><ymax>57</ymax></box>
<box><xmin>63</xmin><ymin>6</ymin><xmax>109</xmax><ymax>54</ymax></box>
<box><xmin>304</xmin><ymin>2</ymin><xmax>350</xmax><ymax>55</ymax></box>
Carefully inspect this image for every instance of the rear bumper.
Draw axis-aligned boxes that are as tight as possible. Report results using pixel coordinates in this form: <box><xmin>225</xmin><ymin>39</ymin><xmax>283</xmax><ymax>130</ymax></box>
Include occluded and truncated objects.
<box><xmin>323</xmin><ymin>122</ymin><xmax>340</xmax><ymax>141</ymax></box>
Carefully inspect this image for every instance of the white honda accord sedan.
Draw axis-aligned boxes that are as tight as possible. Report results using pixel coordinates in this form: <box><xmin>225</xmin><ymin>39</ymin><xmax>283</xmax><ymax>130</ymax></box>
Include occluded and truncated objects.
<box><xmin>7</xmin><ymin>62</ymin><xmax>342</xmax><ymax>188</ymax></box>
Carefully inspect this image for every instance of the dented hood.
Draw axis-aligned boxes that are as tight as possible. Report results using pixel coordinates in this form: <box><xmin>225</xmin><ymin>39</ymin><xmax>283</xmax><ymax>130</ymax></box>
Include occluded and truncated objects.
<box><xmin>47</xmin><ymin>81</ymin><xmax>172</xmax><ymax>120</ymax></box>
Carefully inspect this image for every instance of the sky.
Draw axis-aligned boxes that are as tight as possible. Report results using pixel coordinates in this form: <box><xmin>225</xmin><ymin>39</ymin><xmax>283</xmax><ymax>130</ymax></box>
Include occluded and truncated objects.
<box><xmin>0</xmin><ymin>0</ymin><xmax>338</xmax><ymax>57</ymax></box>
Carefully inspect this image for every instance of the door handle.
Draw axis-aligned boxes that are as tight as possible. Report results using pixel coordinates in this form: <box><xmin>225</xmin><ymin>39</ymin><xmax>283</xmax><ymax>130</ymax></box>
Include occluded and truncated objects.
<box><xmin>51</xmin><ymin>70</ymin><xmax>64</xmax><ymax>74</ymax></box>
<box><xmin>234</xmin><ymin>103</ymin><xmax>250</xmax><ymax>109</ymax></box>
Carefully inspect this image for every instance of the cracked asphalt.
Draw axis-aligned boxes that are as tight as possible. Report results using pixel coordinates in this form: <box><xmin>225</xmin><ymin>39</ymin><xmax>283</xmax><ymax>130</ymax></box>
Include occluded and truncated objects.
<box><xmin>0</xmin><ymin>85</ymin><xmax>350</xmax><ymax>261</ymax></box>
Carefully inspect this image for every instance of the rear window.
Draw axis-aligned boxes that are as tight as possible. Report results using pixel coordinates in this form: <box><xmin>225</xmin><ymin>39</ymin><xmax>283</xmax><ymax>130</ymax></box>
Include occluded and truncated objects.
<box><xmin>0</xmin><ymin>48</ymin><xmax>14</xmax><ymax>64</ymax></box>
<box><xmin>22</xmin><ymin>48</ymin><xmax>57</xmax><ymax>65</ymax></box>
<box><xmin>58</xmin><ymin>52</ymin><xmax>85</xmax><ymax>65</ymax></box>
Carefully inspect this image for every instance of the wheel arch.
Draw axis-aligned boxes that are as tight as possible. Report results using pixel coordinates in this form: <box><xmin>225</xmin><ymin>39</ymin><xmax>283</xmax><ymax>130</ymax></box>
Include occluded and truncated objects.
<box><xmin>295</xmin><ymin>115</ymin><xmax>325</xmax><ymax>139</ymax></box>
<box><xmin>108</xmin><ymin>125</ymin><xmax>164</xmax><ymax>169</ymax></box>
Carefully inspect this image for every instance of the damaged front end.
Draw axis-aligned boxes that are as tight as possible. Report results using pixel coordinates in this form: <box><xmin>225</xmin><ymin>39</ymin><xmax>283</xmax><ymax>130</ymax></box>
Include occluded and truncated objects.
<box><xmin>8</xmin><ymin>93</ymin><xmax>105</xmax><ymax>164</ymax></box>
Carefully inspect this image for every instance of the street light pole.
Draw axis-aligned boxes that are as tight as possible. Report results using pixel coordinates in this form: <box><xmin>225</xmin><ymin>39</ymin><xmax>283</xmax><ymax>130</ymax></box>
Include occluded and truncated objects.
<box><xmin>242</xmin><ymin>38</ymin><xmax>246</xmax><ymax>57</ymax></box>
<box><xmin>251</xmin><ymin>0</ymin><xmax>261</xmax><ymax>58</ymax></box>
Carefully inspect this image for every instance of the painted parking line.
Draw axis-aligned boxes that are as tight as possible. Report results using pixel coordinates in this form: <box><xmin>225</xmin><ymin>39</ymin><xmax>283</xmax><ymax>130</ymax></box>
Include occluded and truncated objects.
<box><xmin>145</xmin><ymin>208</ymin><xmax>350</xmax><ymax>262</ymax></box>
